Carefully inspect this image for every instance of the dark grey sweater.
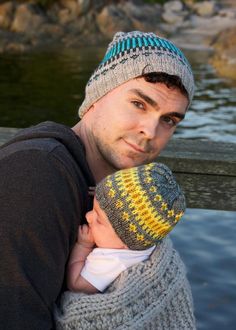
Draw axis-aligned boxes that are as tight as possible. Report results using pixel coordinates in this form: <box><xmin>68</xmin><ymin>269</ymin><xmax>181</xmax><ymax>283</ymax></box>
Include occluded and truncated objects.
<box><xmin>0</xmin><ymin>121</ymin><xmax>95</xmax><ymax>330</ymax></box>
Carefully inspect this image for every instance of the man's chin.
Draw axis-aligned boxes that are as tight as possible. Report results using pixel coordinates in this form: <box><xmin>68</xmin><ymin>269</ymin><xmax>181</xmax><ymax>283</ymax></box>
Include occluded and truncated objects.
<box><xmin>114</xmin><ymin>157</ymin><xmax>152</xmax><ymax>170</ymax></box>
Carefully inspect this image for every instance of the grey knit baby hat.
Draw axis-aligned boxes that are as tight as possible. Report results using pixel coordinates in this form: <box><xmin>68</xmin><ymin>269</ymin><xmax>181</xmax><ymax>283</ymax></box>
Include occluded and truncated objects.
<box><xmin>78</xmin><ymin>30</ymin><xmax>195</xmax><ymax>118</ymax></box>
<box><xmin>95</xmin><ymin>162</ymin><xmax>186</xmax><ymax>250</ymax></box>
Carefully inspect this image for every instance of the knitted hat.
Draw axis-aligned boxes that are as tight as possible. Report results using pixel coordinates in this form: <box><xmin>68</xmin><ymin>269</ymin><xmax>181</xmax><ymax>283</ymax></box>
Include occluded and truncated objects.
<box><xmin>79</xmin><ymin>30</ymin><xmax>194</xmax><ymax>118</ymax></box>
<box><xmin>95</xmin><ymin>162</ymin><xmax>186</xmax><ymax>250</ymax></box>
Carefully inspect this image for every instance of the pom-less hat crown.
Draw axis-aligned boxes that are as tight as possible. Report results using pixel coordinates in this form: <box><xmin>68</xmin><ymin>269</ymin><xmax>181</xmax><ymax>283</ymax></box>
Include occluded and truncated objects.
<box><xmin>79</xmin><ymin>31</ymin><xmax>194</xmax><ymax>118</ymax></box>
<box><xmin>95</xmin><ymin>162</ymin><xmax>186</xmax><ymax>250</ymax></box>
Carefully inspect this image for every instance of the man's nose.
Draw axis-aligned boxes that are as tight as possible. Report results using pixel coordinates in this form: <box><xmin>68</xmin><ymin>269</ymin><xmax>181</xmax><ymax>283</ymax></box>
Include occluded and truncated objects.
<box><xmin>139</xmin><ymin>117</ymin><xmax>159</xmax><ymax>139</ymax></box>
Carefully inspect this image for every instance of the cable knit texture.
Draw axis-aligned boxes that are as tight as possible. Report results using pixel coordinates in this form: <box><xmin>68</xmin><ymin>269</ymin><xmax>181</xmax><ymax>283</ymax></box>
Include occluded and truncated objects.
<box><xmin>55</xmin><ymin>238</ymin><xmax>196</xmax><ymax>330</ymax></box>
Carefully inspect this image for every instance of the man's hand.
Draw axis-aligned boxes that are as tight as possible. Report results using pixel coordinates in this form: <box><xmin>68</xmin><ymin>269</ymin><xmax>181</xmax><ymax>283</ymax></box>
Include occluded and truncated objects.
<box><xmin>77</xmin><ymin>224</ymin><xmax>95</xmax><ymax>248</ymax></box>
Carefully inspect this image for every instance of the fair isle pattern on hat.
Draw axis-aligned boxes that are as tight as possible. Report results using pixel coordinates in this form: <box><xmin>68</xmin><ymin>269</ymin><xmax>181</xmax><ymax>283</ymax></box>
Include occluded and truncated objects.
<box><xmin>79</xmin><ymin>31</ymin><xmax>195</xmax><ymax>118</ymax></box>
<box><xmin>95</xmin><ymin>162</ymin><xmax>186</xmax><ymax>250</ymax></box>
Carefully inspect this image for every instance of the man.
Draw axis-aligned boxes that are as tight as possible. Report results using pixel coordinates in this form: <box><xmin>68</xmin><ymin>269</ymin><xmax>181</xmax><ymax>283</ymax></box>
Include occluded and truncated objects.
<box><xmin>0</xmin><ymin>31</ymin><xmax>194</xmax><ymax>329</ymax></box>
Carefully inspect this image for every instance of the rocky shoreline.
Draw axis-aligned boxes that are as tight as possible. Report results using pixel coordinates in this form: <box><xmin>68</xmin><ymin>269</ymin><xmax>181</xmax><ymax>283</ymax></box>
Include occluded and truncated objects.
<box><xmin>0</xmin><ymin>0</ymin><xmax>236</xmax><ymax>80</ymax></box>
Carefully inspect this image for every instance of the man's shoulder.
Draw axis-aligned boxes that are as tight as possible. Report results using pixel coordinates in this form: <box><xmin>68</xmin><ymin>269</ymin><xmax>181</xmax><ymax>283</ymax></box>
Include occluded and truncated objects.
<box><xmin>0</xmin><ymin>121</ymin><xmax>94</xmax><ymax>188</ymax></box>
<box><xmin>0</xmin><ymin>121</ymin><xmax>85</xmax><ymax>162</ymax></box>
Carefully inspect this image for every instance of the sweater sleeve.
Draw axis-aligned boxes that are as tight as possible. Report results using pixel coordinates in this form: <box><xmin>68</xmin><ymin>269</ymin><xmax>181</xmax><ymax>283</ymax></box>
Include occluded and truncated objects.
<box><xmin>0</xmin><ymin>147</ymin><xmax>84</xmax><ymax>330</ymax></box>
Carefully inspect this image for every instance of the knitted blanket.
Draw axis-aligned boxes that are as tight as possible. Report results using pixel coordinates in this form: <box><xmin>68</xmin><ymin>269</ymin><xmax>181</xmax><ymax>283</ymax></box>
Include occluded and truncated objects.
<box><xmin>55</xmin><ymin>238</ymin><xmax>196</xmax><ymax>330</ymax></box>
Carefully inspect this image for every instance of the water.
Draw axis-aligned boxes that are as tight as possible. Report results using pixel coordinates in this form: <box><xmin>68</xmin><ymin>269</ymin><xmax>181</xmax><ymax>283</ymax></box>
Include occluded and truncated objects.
<box><xmin>170</xmin><ymin>209</ymin><xmax>236</xmax><ymax>330</ymax></box>
<box><xmin>178</xmin><ymin>50</ymin><xmax>236</xmax><ymax>143</ymax></box>
<box><xmin>0</xmin><ymin>47</ymin><xmax>236</xmax><ymax>329</ymax></box>
<box><xmin>0</xmin><ymin>47</ymin><xmax>236</xmax><ymax>143</ymax></box>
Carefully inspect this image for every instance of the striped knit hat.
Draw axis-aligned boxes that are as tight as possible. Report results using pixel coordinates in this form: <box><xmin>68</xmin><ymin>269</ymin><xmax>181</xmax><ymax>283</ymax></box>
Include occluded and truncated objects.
<box><xmin>79</xmin><ymin>30</ymin><xmax>194</xmax><ymax>118</ymax></box>
<box><xmin>95</xmin><ymin>162</ymin><xmax>186</xmax><ymax>250</ymax></box>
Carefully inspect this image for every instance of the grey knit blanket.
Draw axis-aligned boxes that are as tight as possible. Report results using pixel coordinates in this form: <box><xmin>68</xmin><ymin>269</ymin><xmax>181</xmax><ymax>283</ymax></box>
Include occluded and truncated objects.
<box><xmin>55</xmin><ymin>238</ymin><xmax>196</xmax><ymax>330</ymax></box>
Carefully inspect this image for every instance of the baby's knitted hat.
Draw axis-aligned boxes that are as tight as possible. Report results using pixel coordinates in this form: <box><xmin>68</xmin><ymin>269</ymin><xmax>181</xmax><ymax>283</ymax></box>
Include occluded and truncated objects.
<box><xmin>95</xmin><ymin>162</ymin><xmax>186</xmax><ymax>250</ymax></box>
<box><xmin>79</xmin><ymin>30</ymin><xmax>194</xmax><ymax>118</ymax></box>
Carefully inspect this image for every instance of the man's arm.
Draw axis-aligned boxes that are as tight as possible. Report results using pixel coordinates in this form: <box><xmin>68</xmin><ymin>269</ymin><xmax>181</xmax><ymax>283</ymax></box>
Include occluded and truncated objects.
<box><xmin>67</xmin><ymin>225</ymin><xmax>99</xmax><ymax>294</ymax></box>
<box><xmin>0</xmin><ymin>148</ymin><xmax>83</xmax><ymax>329</ymax></box>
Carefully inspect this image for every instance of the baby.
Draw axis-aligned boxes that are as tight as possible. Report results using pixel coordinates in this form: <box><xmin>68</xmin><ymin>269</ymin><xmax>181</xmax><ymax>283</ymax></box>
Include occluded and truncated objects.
<box><xmin>67</xmin><ymin>162</ymin><xmax>186</xmax><ymax>294</ymax></box>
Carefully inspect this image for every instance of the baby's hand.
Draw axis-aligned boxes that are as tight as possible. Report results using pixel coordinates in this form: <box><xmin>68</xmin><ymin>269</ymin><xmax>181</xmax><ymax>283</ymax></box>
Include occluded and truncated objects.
<box><xmin>77</xmin><ymin>224</ymin><xmax>94</xmax><ymax>248</ymax></box>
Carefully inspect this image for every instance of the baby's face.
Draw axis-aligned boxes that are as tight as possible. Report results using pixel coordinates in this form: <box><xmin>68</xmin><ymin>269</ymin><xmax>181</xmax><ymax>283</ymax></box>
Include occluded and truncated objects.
<box><xmin>85</xmin><ymin>197</ymin><xmax>127</xmax><ymax>249</ymax></box>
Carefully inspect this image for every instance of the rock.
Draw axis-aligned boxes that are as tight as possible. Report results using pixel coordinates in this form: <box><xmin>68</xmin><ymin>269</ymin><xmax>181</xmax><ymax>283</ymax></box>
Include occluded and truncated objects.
<box><xmin>193</xmin><ymin>0</ymin><xmax>217</xmax><ymax>17</ymax></box>
<box><xmin>0</xmin><ymin>1</ymin><xmax>14</xmax><ymax>29</ymax></box>
<box><xmin>58</xmin><ymin>0</ymin><xmax>79</xmax><ymax>23</ymax></box>
<box><xmin>59</xmin><ymin>0</ymin><xmax>79</xmax><ymax>13</ymax></box>
<box><xmin>162</xmin><ymin>9</ymin><xmax>186</xmax><ymax>25</ymax></box>
<box><xmin>96</xmin><ymin>5</ymin><xmax>134</xmax><ymax>38</ymax></box>
<box><xmin>163</xmin><ymin>0</ymin><xmax>183</xmax><ymax>12</ymax></box>
<box><xmin>5</xmin><ymin>41</ymin><xmax>27</xmax><ymax>53</ymax></box>
<box><xmin>121</xmin><ymin>1</ymin><xmax>162</xmax><ymax>32</ymax></box>
<box><xmin>58</xmin><ymin>7</ymin><xmax>76</xmax><ymax>24</ymax></box>
<box><xmin>182</xmin><ymin>0</ymin><xmax>195</xmax><ymax>9</ymax></box>
<box><xmin>77</xmin><ymin>0</ymin><xmax>91</xmax><ymax>15</ymax></box>
<box><xmin>65</xmin><ymin>11</ymin><xmax>99</xmax><ymax>36</ymax></box>
<box><xmin>46</xmin><ymin>2</ymin><xmax>61</xmax><ymax>22</ymax></box>
<box><xmin>0</xmin><ymin>0</ymin><xmax>235</xmax><ymax>56</ymax></box>
<box><xmin>11</xmin><ymin>3</ymin><xmax>46</xmax><ymax>34</ymax></box>
<box><xmin>76</xmin><ymin>0</ymin><xmax>110</xmax><ymax>16</ymax></box>
<box><xmin>162</xmin><ymin>0</ymin><xmax>188</xmax><ymax>25</ymax></box>
<box><xmin>218</xmin><ymin>8</ymin><xmax>236</xmax><ymax>19</ymax></box>
<box><xmin>210</xmin><ymin>26</ymin><xmax>236</xmax><ymax>80</ymax></box>
<box><xmin>189</xmin><ymin>13</ymin><xmax>236</xmax><ymax>36</ymax></box>
<box><xmin>38</xmin><ymin>23</ymin><xmax>65</xmax><ymax>40</ymax></box>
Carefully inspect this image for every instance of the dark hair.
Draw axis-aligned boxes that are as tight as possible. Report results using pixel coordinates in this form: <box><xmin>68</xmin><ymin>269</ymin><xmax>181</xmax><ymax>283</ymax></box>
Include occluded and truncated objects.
<box><xmin>142</xmin><ymin>72</ymin><xmax>189</xmax><ymax>100</ymax></box>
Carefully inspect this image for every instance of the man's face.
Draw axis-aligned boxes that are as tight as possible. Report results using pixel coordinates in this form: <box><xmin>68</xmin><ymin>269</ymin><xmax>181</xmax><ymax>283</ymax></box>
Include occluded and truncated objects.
<box><xmin>84</xmin><ymin>77</ymin><xmax>188</xmax><ymax>170</ymax></box>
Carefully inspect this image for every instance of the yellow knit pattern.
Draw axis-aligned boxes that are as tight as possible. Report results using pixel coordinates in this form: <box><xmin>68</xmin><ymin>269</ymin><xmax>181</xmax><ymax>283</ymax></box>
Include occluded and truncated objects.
<box><xmin>96</xmin><ymin>162</ymin><xmax>186</xmax><ymax>249</ymax></box>
<box><xmin>107</xmin><ymin>165</ymin><xmax>182</xmax><ymax>244</ymax></box>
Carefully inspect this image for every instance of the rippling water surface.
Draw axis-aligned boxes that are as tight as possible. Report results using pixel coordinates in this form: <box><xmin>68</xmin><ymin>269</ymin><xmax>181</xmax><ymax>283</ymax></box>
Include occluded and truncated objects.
<box><xmin>0</xmin><ymin>47</ymin><xmax>235</xmax><ymax>329</ymax></box>
<box><xmin>177</xmin><ymin>50</ymin><xmax>236</xmax><ymax>143</ymax></box>
<box><xmin>170</xmin><ymin>209</ymin><xmax>236</xmax><ymax>330</ymax></box>
<box><xmin>0</xmin><ymin>47</ymin><xmax>236</xmax><ymax>142</ymax></box>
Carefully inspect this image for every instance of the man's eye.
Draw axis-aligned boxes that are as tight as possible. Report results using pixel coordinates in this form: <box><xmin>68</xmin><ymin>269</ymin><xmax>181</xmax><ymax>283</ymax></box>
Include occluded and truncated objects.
<box><xmin>162</xmin><ymin>116</ymin><xmax>177</xmax><ymax>127</ymax></box>
<box><xmin>131</xmin><ymin>100</ymin><xmax>145</xmax><ymax>110</ymax></box>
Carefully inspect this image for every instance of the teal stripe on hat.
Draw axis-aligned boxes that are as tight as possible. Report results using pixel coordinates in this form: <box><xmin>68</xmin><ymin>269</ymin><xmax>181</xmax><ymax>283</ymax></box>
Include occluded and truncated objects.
<box><xmin>117</xmin><ymin>41</ymin><xmax>121</xmax><ymax>54</ymax></box>
<box><xmin>137</xmin><ymin>37</ymin><xmax>143</xmax><ymax>48</ymax></box>
<box><xmin>127</xmin><ymin>38</ymin><xmax>131</xmax><ymax>50</ymax></box>
<box><xmin>148</xmin><ymin>37</ymin><xmax>155</xmax><ymax>46</ymax></box>
<box><xmin>112</xmin><ymin>44</ymin><xmax>116</xmax><ymax>57</ymax></box>
<box><xmin>143</xmin><ymin>37</ymin><xmax>148</xmax><ymax>47</ymax></box>
<box><xmin>101</xmin><ymin>35</ymin><xmax>189</xmax><ymax>68</ymax></box>
<box><xmin>158</xmin><ymin>38</ymin><xmax>166</xmax><ymax>49</ymax></box>
<box><xmin>121</xmin><ymin>40</ymin><xmax>126</xmax><ymax>52</ymax></box>
<box><xmin>153</xmin><ymin>37</ymin><xmax>161</xmax><ymax>47</ymax></box>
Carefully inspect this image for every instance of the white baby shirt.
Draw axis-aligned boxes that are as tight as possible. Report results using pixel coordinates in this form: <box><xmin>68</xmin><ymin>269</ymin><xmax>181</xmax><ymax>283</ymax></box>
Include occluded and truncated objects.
<box><xmin>81</xmin><ymin>246</ymin><xmax>155</xmax><ymax>292</ymax></box>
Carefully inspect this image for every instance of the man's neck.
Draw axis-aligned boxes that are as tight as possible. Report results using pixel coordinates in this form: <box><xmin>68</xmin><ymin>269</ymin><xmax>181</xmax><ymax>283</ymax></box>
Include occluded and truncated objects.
<box><xmin>72</xmin><ymin>121</ymin><xmax>115</xmax><ymax>183</ymax></box>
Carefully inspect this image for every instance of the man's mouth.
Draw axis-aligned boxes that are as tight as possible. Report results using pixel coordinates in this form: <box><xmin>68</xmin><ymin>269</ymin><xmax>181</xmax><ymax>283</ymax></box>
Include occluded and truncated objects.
<box><xmin>123</xmin><ymin>139</ymin><xmax>146</xmax><ymax>153</ymax></box>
